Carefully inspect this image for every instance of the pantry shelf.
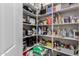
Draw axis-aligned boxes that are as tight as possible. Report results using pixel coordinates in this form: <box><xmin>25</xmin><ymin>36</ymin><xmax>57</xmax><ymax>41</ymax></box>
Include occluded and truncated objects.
<box><xmin>23</xmin><ymin>23</ymin><xmax>36</xmax><ymax>26</ymax></box>
<box><xmin>53</xmin><ymin>23</ymin><xmax>79</xmax><ymax>26</ymax></box>
<box><xmin>23</xmin><ymin>35</ymin><xmax>36</xmax><ymax>39</ymax></box>
<box><xmin>53</xmin><ymin>48</ymin><xmax>75</xmax><ymax>56</ymax></box>
<box><xmin>38</xmin><ymin>35</ymin><xmax>53</xmax><ymax>38</ymax></box>
<box><xmin>53</xmin><ymin>4</ymin><xmax>79</xmax><ymax>13</ymax></box>
<box><xmin>53</xmin><ymin>36</ymin><xmax>78</xmax><ymax>41</ymax></box>
<box><xmin>38</xmin><ymin>24</ymin><xmax>52</xmax><ymax>26</ymax></box>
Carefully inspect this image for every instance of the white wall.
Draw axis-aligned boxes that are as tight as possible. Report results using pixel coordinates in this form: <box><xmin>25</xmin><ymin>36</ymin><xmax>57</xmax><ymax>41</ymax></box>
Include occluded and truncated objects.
<box><xmin>0</xmin><ymin>3</ymin><xmax>23</xmax><ymax>56</ymax></box>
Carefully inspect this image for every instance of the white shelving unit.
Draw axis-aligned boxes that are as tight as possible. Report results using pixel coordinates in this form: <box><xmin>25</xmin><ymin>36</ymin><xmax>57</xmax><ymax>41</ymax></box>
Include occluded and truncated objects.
<box><xmin>23</xmin><ymin>3</ymin><xmax>79</xmax><ymax>56</ymax></box>
<box><xmin>23</xmin><ymin>3</ymin><xmax>38</xmax><ymax>53</ymax></box>
<box><xmin>23</xmin><ymin>4</ymin><xmax>54</xmax><ymax>53</ymax></box>
<box><xmin>37</xmin><ymin>4</ymin><xmax>54</xmax><ymax>53</ymax></box>
<box><xmin>53</xmin><ymin>3</ymin><xmax>79</xmax><ymax>56</ymax></box>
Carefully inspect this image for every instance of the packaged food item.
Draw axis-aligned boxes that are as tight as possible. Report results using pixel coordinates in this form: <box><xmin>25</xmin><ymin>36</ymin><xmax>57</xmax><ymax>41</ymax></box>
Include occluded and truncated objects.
<box><xmin>43</xmin><ymin>20</ymin><xmax>47</xmax><ymax>25</ymax></box>
<box><xmin>33</xmin><ymin>45</ymin><xmax>45</xmax><ymax>55</ymax></box>
<box><xmin>46</xmin><ymin>41</ymin><xmax>52</xmax><ymax>48</ymax></box>
<box><xmin>47</xmin><ymin>16</ymin><xmax>52</xmax><ymax>25</ymax></box>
